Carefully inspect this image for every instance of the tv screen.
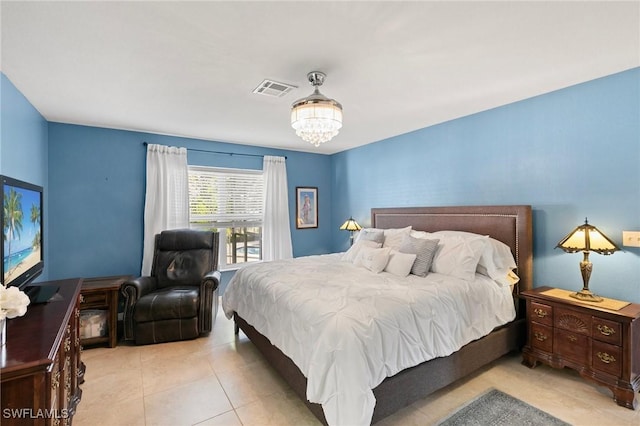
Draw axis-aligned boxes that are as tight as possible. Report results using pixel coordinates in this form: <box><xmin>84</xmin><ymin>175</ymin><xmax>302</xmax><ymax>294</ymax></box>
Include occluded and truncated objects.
<box><xmin>1</xmin><ymin>175</ymin><xmax>44</xmax><ymax>289</ymax></box>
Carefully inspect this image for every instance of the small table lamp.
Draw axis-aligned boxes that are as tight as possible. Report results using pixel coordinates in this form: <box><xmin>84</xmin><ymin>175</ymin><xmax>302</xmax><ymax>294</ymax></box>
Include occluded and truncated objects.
<box><xmin>340</xmin><ymin>217</ymin><xmax>362</xmax><ymax>246</ymax></box>
<box><xmin>556</xmin><ymin>218</ymin><xmax>620</xmax><ymax>302</ymax></box>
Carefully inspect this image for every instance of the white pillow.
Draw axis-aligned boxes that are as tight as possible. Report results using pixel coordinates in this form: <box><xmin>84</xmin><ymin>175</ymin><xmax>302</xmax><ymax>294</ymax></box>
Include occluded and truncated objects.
<box><xmin>384</xmin><ymin>250</ymin><xmax>417</xmax><ymax>277</ymax></box>
<box><xmin>433</xmin><ymin>231</ymin><xmax>517</xmax><ymax>283</ymax></box>
<box><xmin>477</xmin><ymin>265</ymin><xmax>520</xmax><ymax>287</ymax></box>
<box><xmin>342</xmin><ymin>240</ymin><xmax>382</xmax><ymax>262</ymax></box>
<box><xmin>431</xmin><ymin>235</ymin><xmax>488</xmax><ymax>281</ymax></box>
<box><xmin>355</xmin><ymin>246</ymin><xmax>391</xmax><ymax>273</ymax></box>
<box><xmin>480</xmin><ymin>238</ymin><xmax>517</xmax><ymax>277</ymax></box>
<box><xmin>410</xmin><ymin>230</ymin><xmax>435</xmax><ymax>240</ymax></box>
<box><xmin>382</xmin><ymin>226</ymin><xmax>412</xmax><ymax>250</ymax></box>
<box><xmin>354</xmin><ymin>228</ymin><xmax>385</xmax><ymax>244</ymax></box>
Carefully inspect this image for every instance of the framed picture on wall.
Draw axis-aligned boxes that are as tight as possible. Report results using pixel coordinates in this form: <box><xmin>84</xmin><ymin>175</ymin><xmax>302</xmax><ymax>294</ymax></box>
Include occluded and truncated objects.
<box><xmin>296</xmin><ymin>187</ymin><xmax>318</xmax><ymax>229</ymax></box>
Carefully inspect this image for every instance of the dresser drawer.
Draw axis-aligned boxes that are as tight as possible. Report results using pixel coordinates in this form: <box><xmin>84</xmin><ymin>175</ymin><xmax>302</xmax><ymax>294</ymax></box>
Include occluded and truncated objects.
<box><xmin>555</xmin><ymin>328</ymin><xmax>589</xmax><ymax>364</ymax></box>
<box><xmin>529</xmin><ymin>322</ymin><xmax>553</xmax><ymax>353</ymax></box>
<box><xmin>592</xmin><ymin>317</ymin><xmax>621</xmax><ymax>346</ymax></box>
<box><xmin>530</xmin><ymin>301</ymin><xmax>553</xmax><ymax>326</ymax></box>
<box><xmin>555</xmin><ymin>307</ymin><xmax>590</xmax><ymax>336</ymax></box>
<box><xmin>592</xmin><ymin>341</ymin><xmax>622</xmax><ymax>377</ymax></box>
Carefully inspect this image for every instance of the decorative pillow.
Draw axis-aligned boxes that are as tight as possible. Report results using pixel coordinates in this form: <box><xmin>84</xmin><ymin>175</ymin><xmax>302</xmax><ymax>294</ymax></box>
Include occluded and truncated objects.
<box><xmin>399</xmin><ymin>236</ymin><xmax>440</xmax><ymax>277</ymax></box>
<box><xmin>431</xmin><ymin>235</ymin><xmax>488</xmax><ymax>281</ymax></box>
<box><xmin>384</xmin><ymin>250</ymin><xmax>417</xmax><ymax>277</ymax></box>
<box><xmin>355</xmin><ymin>228</ymin><xmax>385</xmax><ymax>245</ymax></box>
<box><xmin>342</xmin><ymin>239</ymin><xmax>382</xmax><ymax>262</ymax></box>
<box><xmin>382</xmin><ymin>226</ymin><xmax>412</xmax><ymax>250</ymax></box>
<box><xmin>355</xmin><ymin>246</ymin><xmax>391</xmax><ymax>273</ymax></box>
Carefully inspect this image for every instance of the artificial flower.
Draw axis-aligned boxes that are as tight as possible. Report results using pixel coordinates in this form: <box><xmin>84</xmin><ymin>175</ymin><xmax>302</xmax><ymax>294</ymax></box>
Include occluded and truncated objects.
<box><xmin>0</xmin><ymin>285</ymin><xmax>30</xmax><ymax>320</ymax></box>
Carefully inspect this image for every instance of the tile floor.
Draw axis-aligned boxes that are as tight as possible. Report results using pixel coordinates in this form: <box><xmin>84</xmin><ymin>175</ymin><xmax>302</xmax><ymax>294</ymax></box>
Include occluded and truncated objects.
<box><xmin>75</xmin><ymin>306</ymin><xmax>639</xmax><ymax>426</ymax></box>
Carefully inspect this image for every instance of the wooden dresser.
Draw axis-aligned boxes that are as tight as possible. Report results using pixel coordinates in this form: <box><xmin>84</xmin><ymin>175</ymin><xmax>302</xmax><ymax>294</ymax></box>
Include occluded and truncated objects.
<box><xmin>1</xmin><ymin>279</ymin><xmax>84</xmax><ymax>425</ymax></box>
<box><xmin>521</xmin><ymin>286</ymin><xmax>640</xmax><ymax>410</ymax></box>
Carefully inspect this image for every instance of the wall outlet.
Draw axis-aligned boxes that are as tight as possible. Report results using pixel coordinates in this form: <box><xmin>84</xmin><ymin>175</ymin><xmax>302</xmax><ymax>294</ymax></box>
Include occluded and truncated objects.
<box><xmin>622</xmin><ymin>231</ymin><xmax>640</xmax><ymax>247</ymax></box>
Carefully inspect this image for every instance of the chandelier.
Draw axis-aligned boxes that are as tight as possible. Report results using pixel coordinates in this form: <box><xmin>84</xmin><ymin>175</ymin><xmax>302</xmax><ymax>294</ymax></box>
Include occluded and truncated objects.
<box><xmin>291</xmin><ymin>71</ymin><xmax>343</xmax><ymax>147</ymax></box>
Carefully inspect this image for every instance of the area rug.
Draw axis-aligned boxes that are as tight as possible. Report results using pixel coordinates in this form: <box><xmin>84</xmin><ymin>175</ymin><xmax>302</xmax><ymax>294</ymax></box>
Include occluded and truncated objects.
<box><xmin>436</xmin><ymin>388</ymin><xmax>571</xmax><ymax>426</ymax></box>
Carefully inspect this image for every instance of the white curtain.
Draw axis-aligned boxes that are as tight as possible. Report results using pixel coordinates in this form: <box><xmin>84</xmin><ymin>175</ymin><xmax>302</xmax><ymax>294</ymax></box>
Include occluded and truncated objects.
<box><xmin>262</xmin><ymin>156</ymin><xmax>293</xmax><ymax>261</ymax></box>
<box><xmin>141</xmin><ymin>144</ymin><xmax>190</xmax><ymax>275</ymax></box>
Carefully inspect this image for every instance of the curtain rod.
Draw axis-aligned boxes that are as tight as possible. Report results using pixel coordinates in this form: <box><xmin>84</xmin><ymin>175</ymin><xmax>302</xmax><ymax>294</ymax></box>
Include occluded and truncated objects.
<box><xmin>142</xmin><ymin>142</ymin><xmax>286</xmax><ymax>159</ymax></box>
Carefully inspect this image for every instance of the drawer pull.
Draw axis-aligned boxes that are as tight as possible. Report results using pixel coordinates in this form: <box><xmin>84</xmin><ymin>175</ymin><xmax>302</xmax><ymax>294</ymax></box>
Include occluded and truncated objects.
<box><xmin>567</xmin><ymin>334</ymin><xmax>577</xmax><ymax>343</ymax></box>
<box><xmin>80</xmin><ymin>294</ymin><xmax>85</xmax><ymax>303</ymax></box>
<box><xmin>597</xmin><ymin>352</ymin><xmax>616</xmax><ymax>364</ymax></box>
<box><xmin>534</xmin><ymin>331</ymin><xmax>548</xmax><ymax>342</ymax></box>
<box><xmin>597</xmin><ymin>324</ymin><xmax>615</xmax><ymax>336</ymax></box>
<box><xmin>533</xmin><ymin>308</ymin><xmax>548</xmax><ymax>318</ymax></box>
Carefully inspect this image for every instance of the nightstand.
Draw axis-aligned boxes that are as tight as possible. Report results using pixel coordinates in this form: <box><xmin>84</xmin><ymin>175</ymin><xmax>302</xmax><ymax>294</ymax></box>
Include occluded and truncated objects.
<box><xmin>521</xmin><ymin>286</ymin><xmax>640</xmax><ymax>410</ymax></box>
<box><xmin>80</xmin><ymin>275</ymin><xmax>130</xmax><ymax>348</ymax></box>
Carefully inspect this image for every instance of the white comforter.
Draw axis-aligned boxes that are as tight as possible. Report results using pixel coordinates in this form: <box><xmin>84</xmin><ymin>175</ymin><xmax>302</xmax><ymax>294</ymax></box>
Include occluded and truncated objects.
<box><xmin>222</xmin><ymin>253</ymin><xmax>515</xmax><ymax>426</ymax></box>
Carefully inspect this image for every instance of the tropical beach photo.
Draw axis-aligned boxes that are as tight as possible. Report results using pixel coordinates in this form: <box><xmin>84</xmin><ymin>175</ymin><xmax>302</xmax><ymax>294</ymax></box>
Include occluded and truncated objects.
<box><xmin>3</xmin><ymin>183</ymin><xmax>42</xmax><ymax>285</ymax></box>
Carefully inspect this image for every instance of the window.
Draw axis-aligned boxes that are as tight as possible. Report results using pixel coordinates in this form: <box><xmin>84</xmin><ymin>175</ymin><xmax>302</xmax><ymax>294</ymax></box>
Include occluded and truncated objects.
<box><xmin>188</xmin><ymin>166</ymin><xmax>264</xmax><ymax>269</ymax></box>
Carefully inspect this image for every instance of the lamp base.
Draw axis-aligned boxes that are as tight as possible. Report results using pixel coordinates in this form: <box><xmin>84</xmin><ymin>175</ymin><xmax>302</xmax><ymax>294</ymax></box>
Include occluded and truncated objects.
<box><xmin>570</xmin><ymin>289</ymin><xmax>603</xmax><ymax>303</ymax></box>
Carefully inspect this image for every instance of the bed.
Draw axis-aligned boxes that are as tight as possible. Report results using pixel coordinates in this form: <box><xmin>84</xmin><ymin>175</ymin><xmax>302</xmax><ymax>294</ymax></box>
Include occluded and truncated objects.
<box><xmin>223</xmin><ymin>205</ymin><xmax>532</xmax><ymax>425</ymax></box>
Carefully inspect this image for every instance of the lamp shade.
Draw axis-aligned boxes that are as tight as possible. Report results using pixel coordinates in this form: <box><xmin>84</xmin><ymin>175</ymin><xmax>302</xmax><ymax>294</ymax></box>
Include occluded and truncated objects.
<box><xmin>556</xmin><ymin>218</ymin><xmax>619</xmax><ymax>303</ymax></box>
<box><xmin>556</xmin><ymin>218</ymin><xmax>620</xmax><ymax>255</ymax></box>
<box><xmin>340</xmin><ymin>217</ymin><xmax>362</xmax><ymax>232</ymax></box>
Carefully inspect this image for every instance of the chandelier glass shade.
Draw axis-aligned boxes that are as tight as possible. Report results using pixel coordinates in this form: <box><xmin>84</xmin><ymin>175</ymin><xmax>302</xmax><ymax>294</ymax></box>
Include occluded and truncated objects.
<box><xmin>291</xmin><ymin>71</ymin><xmax>342</xmax><ymax>147</ymax></box>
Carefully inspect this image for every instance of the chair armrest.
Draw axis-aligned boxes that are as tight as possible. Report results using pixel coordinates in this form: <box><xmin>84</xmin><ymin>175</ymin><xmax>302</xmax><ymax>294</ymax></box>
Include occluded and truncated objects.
<box><xmin>121</xmin><ymin>276</ymin><xmax>157</xmax><ymax>340</ymax></box>
<box><xmin>121</xmin><ymin>276</ymin><xmax>157</xmax><ymax>300</ymax></box>
<box><xmin>198</xmin><ymin>270</ymin><xmax>221</xmax><ymax>334</ymax></box>
<box><xmin>203</xmin><ymin>270</ymin><xmax>221</xmax><ymax>292</ymax></box>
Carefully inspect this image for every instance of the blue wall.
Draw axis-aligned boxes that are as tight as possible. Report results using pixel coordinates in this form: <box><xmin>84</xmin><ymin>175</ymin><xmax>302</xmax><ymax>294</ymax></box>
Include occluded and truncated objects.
<box><xmin>4</xmin><ymin>68</ymin><xmax>639</xmax><ymax>303</ymax></box>
<box><xmin>47</xmin><ymin>124</ymin><xmax>332</xmax><ymax>290</ymax></box>
<box><xmin>331</xmin><ymin>68</ymin><xmax>640</xmax><ymax>303</ymax></box>
<box><xmin>1</xmin><ymin>74</ymin><xmax>49</xmax><ymax>282</ymax></box>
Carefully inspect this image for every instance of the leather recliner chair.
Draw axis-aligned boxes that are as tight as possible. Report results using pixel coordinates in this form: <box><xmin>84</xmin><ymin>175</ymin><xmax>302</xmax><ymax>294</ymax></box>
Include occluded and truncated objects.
<box><xmin>121</xmin><ymin>229</ymin><xmax>221</xmax><ymax>345</ymax></box>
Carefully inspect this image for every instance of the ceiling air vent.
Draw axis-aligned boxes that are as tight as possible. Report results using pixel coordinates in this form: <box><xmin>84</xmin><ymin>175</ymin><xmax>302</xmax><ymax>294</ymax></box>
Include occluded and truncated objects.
<box><xmin>252</xmin><ymin>79</ymin><xmax>297</xmax><ymax>97</ymax></box>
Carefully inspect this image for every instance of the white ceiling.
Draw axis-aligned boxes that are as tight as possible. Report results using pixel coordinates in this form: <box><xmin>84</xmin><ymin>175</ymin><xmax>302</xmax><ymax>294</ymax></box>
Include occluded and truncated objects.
<box><xmin>1</xmin><ymin>1</ymin><xmax>639</xmax><ymax>155</ymax></box>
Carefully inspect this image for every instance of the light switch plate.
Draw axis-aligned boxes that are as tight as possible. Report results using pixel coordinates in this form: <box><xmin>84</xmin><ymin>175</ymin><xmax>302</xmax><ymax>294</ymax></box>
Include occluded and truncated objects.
<box><xmin>622</xmin><ymin>231</ymin><xmax>640</xmax><ymax>247</ymax></box>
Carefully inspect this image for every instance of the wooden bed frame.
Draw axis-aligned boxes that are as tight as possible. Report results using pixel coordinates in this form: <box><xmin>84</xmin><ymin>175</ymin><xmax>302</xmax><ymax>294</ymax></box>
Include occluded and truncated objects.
<box><xmin>233</xmin><ymin>205</ymin><xmax>533</xmax><ymax>424</ymax></box>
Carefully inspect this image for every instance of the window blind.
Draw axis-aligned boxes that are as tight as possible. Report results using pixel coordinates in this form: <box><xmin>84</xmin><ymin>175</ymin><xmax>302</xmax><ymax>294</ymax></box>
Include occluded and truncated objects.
<box><xmin>188</xmin><ymin>166</ymin><xmax>264</xmax><ymax>227</ymax></box>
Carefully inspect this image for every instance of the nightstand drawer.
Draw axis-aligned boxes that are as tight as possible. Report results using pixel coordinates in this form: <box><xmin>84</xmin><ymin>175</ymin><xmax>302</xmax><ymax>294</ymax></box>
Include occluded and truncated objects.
<box><xmin>530</xmin><ymin>301</ymin><xmax>553</xmax><ymax>326</ymax></box>
<box><xmin>80</xmin><ymin>291</ymin><xmax>108</xmax><ymax>306</ymax></box>
<box><xmin>555</xmin><ymin>328</ymin><xmax>588</xmax><ymax>364</ymax></box>
<box><xmin>592</xmin><ymin>317</ymin><xmax>621</xmax><ymax>346</ymax></box>
<box><xmin>555</xmin><ymin>308</ymin><xmax>590</xmax><ymax>336</ymax></box>
<box><xmin>592</xmin><ymin>341</ymin><xmax>622</xmax><ymax>377</ymax></box>
<box><xmin>530</xmin><ymin>322</ymin><xmax>553</xmax><ymax>353</ymax></box>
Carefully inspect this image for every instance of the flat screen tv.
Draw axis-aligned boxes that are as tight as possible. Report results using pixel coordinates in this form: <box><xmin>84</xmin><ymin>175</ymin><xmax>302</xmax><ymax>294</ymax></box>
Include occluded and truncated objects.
<box><xmin>1</xmin><ymin>175</ymin><xmax>44</xmax><ymax>289</ymax></box>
